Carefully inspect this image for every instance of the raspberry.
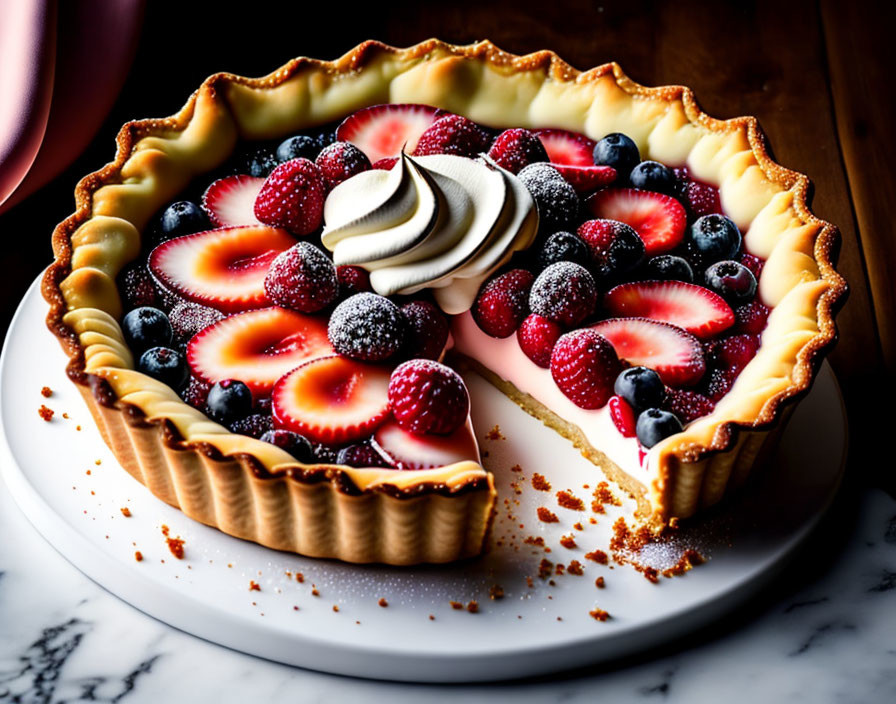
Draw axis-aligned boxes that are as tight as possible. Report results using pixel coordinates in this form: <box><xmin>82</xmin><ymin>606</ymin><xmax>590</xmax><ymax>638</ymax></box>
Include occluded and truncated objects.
<box><xmin>169</xmin><ymin>302</ymin><xmax>224</xmax><ymax>345</ymax></box>
<box><xmin>119</xmin><ymin>263</ymin><xmax>160</xmax><ymax>310</ymax></box>
<box><xmin>400</xmin><ymin>300</ymin><xmax>449</xmax><ymax>360</ymax></box>
<box><xmin>577</xmin><ymin>219</ymin><xmax>645</xmax><ymax>277</ymax></box>
<box><xmin>229</xmin><ymin>413</ymin><xmax>274</xmax><ymax>439</ymax></box>
<box><xmin>264</xmin><ymin>242</ymin><xmax>338</xmax><ymax>313</ymax></box>
<box><xmin>336</xmin><ymin>265</ymin><xmax>372</xmax><ymax>300</ymax></box>
<box><xmin>739</xmin><ymin>252</ymin><xmax>765</xmax><ymax>280</ymax></box>
<box><xmin>371</xmin><ymin>157</ymin><xmax>398</xmax><ymax>170</ymax></box>
<box><xmin>254</xmin><ymin>158</ymin><xmax>327</xmax><ymax>235</ymax></box>
<box><xmin>684</xmin><ymin>180</ymin><xmax>722</xmax><ymax>219</ymax></box>
<box><xmin>517</xmin><ymin>163</ymin><xmax>580</xmax><ymax>230</ymax></box>
<box><xmin>529</xmin><ymin>262</ymin><xmax>597</xmax><ymax>326</ymax></box>
<box><xmin>664</xmin><ymin>389</ymin><xmax>715</xmax><ymax>424</ymax></box>
<box><xmin>516</xmin><ymin>314</ymin><xmax>563</xmax><ymax>368</ymax></box>
<box><xmin>733</xmin><ymin>300</ymin><xmax>770</xmax><ymax>335</ymax></box>
<box><xmin>388</xmin><ymin>360</ymin><xmax>470</xmax><ymax>435</ymax></box>
<box><xmin>413</xmin><ymin>114</ymin><xmax>491</xmax><ymax>157</ymax></box>
<box><xmin>487</xmin><ymin>128</ymin><xmax>549</xmax><ymax>174</ymax></box>
<box><xmin>328</xmin><ymin>292</ymin><xmax>405</xmax><ymax>361</ymax></box>
<box><xmin>550</xmin><ymin>329</ymin><xmax>621</xmax><ymax>410</ymax></box>
<box><xmin>608</xmin><ymin>396</ymin><xmax>637</xmax><ymax>437</ymax></box>
<box><xmin>336</xmin><ymin>442</ymin><xmax>392</xmax><ymax>468</ymax></box>
<box><xmin>472</xmin><ymin>269</ymin><xmax>535</xmax><ymax>338</ymax></box>
<box><xmin>712</xmin><ymin>334</ymin><xmax>760</xmax><ymax>374</ymax></box>
<box><xmin>315</xmin><ymin>141</ymin><xmax>371</xmax><ymax>189</ymax></box>
<box><xmin>181</xmin><ymin>376</ymin><xmax>211</xmax><ymax>410</ymax></box>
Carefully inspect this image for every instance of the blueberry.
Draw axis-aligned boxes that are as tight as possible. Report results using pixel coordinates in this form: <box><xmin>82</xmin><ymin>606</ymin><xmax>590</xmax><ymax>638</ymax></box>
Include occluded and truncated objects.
<box><xmin>260</xmin><ymin>429</ymin><xmax>315</xmax><ymax>463</ymax></box>
<box><xmin>206</xmin><ymin>379</ymin><xmax>253</xmax><ymax>425</ymax></box>
<box><xmin>242</xmin><ymin>146</ymin><xmax>279</xmax><ymax>177</ymax></box>
<box><xmin>686</xmin><ymin>214</ymin><xmax>742</xmax><ymax>269</ymax></box>
<box><xmin>536</xmin><ymin>231</ymin><xmax>591</xmax><ymax>270</ymax></box>
<box><xmin>593</xmin><ymin>133</ymin><xmax>640</xmax><ymax>177</ymax></box>
<box><xmin>614</xmin><ymin>367</ymin><xmax>666</xmax><ymax>412</ymax></box>
<box><xmin>122</xmin><ymin>307</ymin><xmax>172</xmax><ymax>354</ymax></box>
<box><xmin>704</xmin><ymin>260</ymin><xmax>757</xmax><ymax>304</ymax></box>
<box><xmin>276</xmin><ymin>135</ymin><xmax>320</xmax><ymax>162</ymax></box>
<box><xmin>328</xmin><ymin>292</ymin><xmax>406</xmax><ymax>362</ymax></box>
<box><xmin>636</xmin><ymin>408</ymin><xmax>683</xmax><ymax>448</ymax></box>
<box><xmin>158</xmin><ymin>201</ymin><xmax>209</xmax><ymax>241</ymax></box>
<box><xmin>643</xmin><ymin>255</ymin><xmax>694</xmax><ymax>283</ymax></box>
<box><xmin>138</xmin><ymin>347</ymin><xmax>189</xmax><ymax>389</ymax></box>
<box><xmin>629</xmin><ymin>160</ymin><xmax>675</xmax><ymax>195</ymax></box>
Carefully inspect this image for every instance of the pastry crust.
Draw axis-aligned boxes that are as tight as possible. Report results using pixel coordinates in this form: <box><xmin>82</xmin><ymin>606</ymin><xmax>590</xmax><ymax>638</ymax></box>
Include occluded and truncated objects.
<box><xmin>43</xmin><ymin>39</ymin><xmax>846</xmax><ymax>563</ymax></box>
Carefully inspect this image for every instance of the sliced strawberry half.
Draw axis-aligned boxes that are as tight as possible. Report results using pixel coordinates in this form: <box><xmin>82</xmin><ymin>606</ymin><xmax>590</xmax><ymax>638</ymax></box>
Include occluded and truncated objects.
<box><xmin>201</xmin><ymin>175</ymin><xmax>263</xmax><ymax>227</ymax></box>
<box><xmin>604</xmin><ymin>280</ymin><xmax>734</xmax><ymax>339</ymax></box>
<box><xmin>149</xmin><ymin>226</ymin><xmax>297</xmax><ymax>312</ymax></box>
<box><xmin>335</xmin><ymin>103</ymin><xmax>440</xmax><ymax>163</ymax></box>
<box><xmin>585</xmin><ymin>188</ymin><xmax>686</xmax><ymax>256</ymax></box>
<box><xmin>371</xmin><ymin>418</ymin><xmax>479</xmax><ymax>470</ymax></box>
<box><xmin>187</xmin><ymin>307</ymin><xmax>333</xmax><ymax>396</ymax></box>
<box><xmin>533</xmin><ymin>128</ymin><xmax>596</xmax><ymax>166</ymax></box>
<box><xmin>552</xmin><ymin>164</ymin><xmax>617</xmax><ymax>193</ymax></box>
<box><xmin>589</xmin><ymin>317</ymin><xmax>706</xmax><ymax>387</ymax></box>
<box><xmin>272</xmin><ymin>355</ymin><xmax>391</xmax><ymax>445</ymax></box>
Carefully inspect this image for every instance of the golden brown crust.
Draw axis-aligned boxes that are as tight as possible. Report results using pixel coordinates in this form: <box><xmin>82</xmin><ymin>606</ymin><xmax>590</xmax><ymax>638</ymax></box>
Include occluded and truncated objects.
<box><xmin>43</xmin><ymin>38</ymin><xmax>846</xmax><ymax>556</ymax></box>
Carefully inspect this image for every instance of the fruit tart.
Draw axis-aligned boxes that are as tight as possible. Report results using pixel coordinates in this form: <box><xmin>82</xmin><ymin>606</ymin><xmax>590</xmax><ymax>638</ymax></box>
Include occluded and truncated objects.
<box><xmin>43</xmin><ymin>39</ymin><xmax>846</xmax><ymax>565</ymax></box>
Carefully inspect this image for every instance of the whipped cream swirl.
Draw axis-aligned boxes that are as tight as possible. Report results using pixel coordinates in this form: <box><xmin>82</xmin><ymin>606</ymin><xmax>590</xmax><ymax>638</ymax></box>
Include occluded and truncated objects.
<box><xmin>320</xmin><ymin>152</ymin><xmax>538</xmax><ymax>314</ymax></box>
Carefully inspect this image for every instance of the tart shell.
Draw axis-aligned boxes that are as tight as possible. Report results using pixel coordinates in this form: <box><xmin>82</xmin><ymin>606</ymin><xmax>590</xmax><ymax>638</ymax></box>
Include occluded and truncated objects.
<box><xmin>43</xmin><ymin>39</ymin><xmax>846</xmax><ymax>564</ymax></box>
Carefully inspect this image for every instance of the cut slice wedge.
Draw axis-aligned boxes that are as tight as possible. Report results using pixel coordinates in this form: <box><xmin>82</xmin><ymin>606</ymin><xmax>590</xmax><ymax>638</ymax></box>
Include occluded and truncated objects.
<box><xmin>149</xmin><ymin>225</ymin><xmax>297</xmax><ymax>312</ymax></box>
<box><xmin>272</xmin><ymin>355</ymin><xmax>392</xmax><ymax>445</ymax></box>
<box><xmin>187</xmin><ymin>307</ymin><xmax>333</xmax><ymax>396</ymax></box>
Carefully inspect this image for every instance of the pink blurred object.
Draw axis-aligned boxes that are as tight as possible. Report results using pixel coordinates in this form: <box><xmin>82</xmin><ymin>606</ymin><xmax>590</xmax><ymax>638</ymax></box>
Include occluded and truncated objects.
<box><xmin>0</xmin><ymin>0</ymin><xmax>144</xmax><ymax>215</ymax></box>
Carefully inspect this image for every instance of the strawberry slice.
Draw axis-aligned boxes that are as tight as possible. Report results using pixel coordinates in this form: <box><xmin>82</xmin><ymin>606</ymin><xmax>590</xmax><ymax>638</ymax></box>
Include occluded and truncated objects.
<box><xmin>589</xmin><ymin>317</ymin><xmax>706</xmax><ymax>387</ymax></box>
<box><xmin>371</xmin><ymin>418</ymin><xmax>479</xmax><ymax>470</ymax></box>
<box><xmin>552</xmin><ymin>164</ymin><xmax>617</xmax><ymax>193</ymax></box>
<box><xmin>149</xmin><ymin>226</ymin><xmax>297</xmax><ymax>312</ymax></box>
<box><xmin>585</xmin><ymin>188</ymin><xmax>686</xmax><ymax>256</ymax></box>
<box><xmin>533</xmin><ymin>128</ymin><xmax>596</xmax><ymax>166</ymax></box>
<box><xmin>187</xmin><ymin>307</ymin><xmax>333</xmax><ymax>396</ymax></box>
<box><xmin>272</xmin><ymin>355</ymin><xmax>391</xmax><ymax>445</ymax></box>
<box><xmin>201</xmin><ymin>175</ymin><xmax>264</xmax><ymax>227</ymax></box>
<box><xmin>335</xmin><ymin>103</ymin><xmax>440</xmax><ymax>163</ymax></box>
<box><xmin>604</xmin><ymin>280</ymin><xmax>734</xmax><ymax>339</ymax></box>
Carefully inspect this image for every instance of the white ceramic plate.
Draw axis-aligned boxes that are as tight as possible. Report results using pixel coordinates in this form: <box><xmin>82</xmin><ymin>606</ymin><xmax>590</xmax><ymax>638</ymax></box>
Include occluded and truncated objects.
<box><xmin>0</xmin><ymin>276</ymin><xmax>847</xmax><ymax>682</ymax></box>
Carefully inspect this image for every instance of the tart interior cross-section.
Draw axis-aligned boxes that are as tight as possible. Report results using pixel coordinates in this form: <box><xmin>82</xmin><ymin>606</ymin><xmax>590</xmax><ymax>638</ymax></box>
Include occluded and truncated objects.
<box><xmin>43</xmin><ymin>41</ymin><xmax>844</xmax><ymax>565</ymax></box>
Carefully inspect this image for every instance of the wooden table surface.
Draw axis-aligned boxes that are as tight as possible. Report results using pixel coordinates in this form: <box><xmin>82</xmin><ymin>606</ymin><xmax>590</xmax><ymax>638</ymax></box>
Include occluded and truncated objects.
<box><xmin>1</xmin><ymin>0</ymin><xmax>891</xmax><ymax>489</ymax></box>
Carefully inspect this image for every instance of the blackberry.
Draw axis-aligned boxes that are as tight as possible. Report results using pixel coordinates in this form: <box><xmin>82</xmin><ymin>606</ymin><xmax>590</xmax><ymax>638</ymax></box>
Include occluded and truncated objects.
<box><xmin>229</xmin><ymin>413</ymin><xmax>273</xmax><ymax>439</ymax></box>
<box><xmin>336</xmin><ymin>442</ymin><xmax>391</xmax><ymax>468</ymax></box>
<box><xmin>119</xmin><ymin>264</ymin><xmax>159</xmax><ymax>310</ymax></box>
<box><xmin>327</xmin><ymin>292</ymin><xmax>405</xmax><ymax>362</ymax></box>
<box><xmin>536</xmin><ymin>231</ymin><xmax>591</xmax><ymax>271</ymax></box>
<box><xmin>643</xmin><ymin>254</ymin><xmax>695</xmax><ymax>283</ymax></box>
<box><xmin>517</xmin><ymin>163</ymin><xmax>580</xmax><ymax>231</ymax></box>
<box><xmin>400</xmin><ymin>300</ymin><xmax>449</xmax><ymax>360</ymax></box>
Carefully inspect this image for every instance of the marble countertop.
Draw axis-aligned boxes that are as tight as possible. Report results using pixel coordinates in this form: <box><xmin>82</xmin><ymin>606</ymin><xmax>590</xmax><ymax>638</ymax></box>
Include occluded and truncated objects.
<box><xmin>1</xmin><ymin>471</ymin><xmax>894</xmax><ymax>702</ymax></box>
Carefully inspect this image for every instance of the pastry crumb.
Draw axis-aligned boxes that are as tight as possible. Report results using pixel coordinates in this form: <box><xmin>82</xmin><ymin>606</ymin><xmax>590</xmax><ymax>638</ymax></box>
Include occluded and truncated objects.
<box><xmin>41</xmin><ymin>386</ymin><xmax>53</xmax><ymax>398</ymax></box>
<box><xmin>567</xmin><ymin>560</ymin><xmax>584</xmax><ymax>576</ymax></box>
<box><xmin>466</xmin><ymin>600</ymin><xmax>479</xmax><ymax>613</ymax></box>
<box><xmin>378</xmin><ymin>598</ymin><xmax>388</xmax><ymax>608</ymax></box>
<box><xmin>489</xmin><ymin>584</ymin><xmax>504</xmax><ymax>600</ymax></box>
<box><xmin>537</xmin><ymin>507</ymin><xmax>559</xmax><ymax>523</ymax></box>
<box><xmin>38</xmin><ymin>405</ymin><xmax>54</xmax><ymax>422</ymax></box>
<box><xmin>531</xmin><ymin>473</ymin><xmax>551</xmax><ymax>491</ymax></box>
<box><xmin>589</xmin><ymin>607</ymin><xmax>610</xmax><ymax>622</ymax></box>
<box><xmin>249</xmin><ymin>581</ymin><xmax>261</xmax><ymax>592</ymax></box>
<box><xmin>485</xmin><ymin>424</ymin><xmax>505</xmax><ymax>440</ymax></box>
<box><xmin>134</xmin><ymin>551</ymin><xmax>143</xmax><ymax>562</ymax></box>
<box><xmin>557</xmin><ymin>490</ymin><xmax>584</xmax><ymax>511</ymax></box>
<box><xmin>560</xmin><ymin>534</ymin><xmax>577</xmax><ymax>549</ymax></box>
<box><xmin>449</xmin><ymin>600</ymin><xmax>464</xmax><ymax>610</ymax></box>
<box><xmin>120</xmin><ymin>507</ymin><xmax>131</xmax><ymax>517</ymax></box>
<box><xmin>595</xmin><ymin>577</ymin><xmax>606</xmax><ymax>589</ymax></box>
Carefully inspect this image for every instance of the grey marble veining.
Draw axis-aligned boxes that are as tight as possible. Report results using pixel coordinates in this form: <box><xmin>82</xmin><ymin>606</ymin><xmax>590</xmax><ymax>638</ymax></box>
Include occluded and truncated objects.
<box><xmin>2</xmin><ymin>479</ymin><xmax>894</xmax><ymax>703</ymax></box>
